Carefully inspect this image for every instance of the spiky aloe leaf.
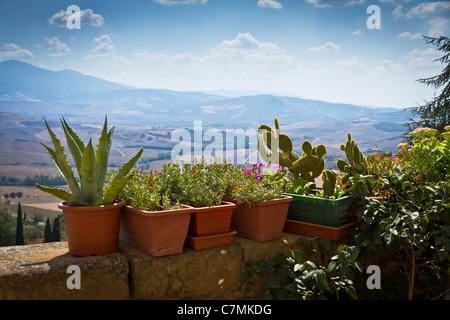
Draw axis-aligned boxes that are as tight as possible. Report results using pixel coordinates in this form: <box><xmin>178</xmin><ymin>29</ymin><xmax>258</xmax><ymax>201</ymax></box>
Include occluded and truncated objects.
<box><xmin>112</xmin><ymin>147</ymin><xmax>143</xmax><ymax>183</ymax></box>
<box><xmin>41</xmin><ymin>120</ymin><xmax>81</xmax><ymax>199</ymax></box>
<box><xmin>61</xmin><ymin>118</ymin><xmax>84</xmax><ymax>174</ymax></box>
<box><xmin>79</xmin><ymin>139</ymin><xmax>101</xmax><ymax>206</ymax></box>
<box><xmin>101</xmin><ymin>175</ymin><xmax>133</xmax><ymax>205</ymax></box>
<box><xmin>35</xmin><ymin>183</ymin><xmax>79</xmax><ymax>205</ymax></box>
<box><xmin>95</xmin><ymin>117</ymin><xmax>114</xmax><ymax>196</ymax></box>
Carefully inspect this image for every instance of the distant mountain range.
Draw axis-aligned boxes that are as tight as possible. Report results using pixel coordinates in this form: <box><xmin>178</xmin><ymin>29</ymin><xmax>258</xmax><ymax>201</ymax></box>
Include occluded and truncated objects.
<box><xmin>0</xmin><ymin>59</ymin><xmax>414</xmax><ymax>160</ymax></box>
<box><xmin>0</xmin><ymin>60</ymin><xmax>412</xmax><ymax>128</ymax></box>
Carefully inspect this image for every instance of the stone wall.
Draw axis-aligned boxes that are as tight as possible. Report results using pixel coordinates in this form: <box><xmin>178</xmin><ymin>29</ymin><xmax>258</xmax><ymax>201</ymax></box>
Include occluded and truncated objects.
<box><xmin>0</xmin><ymin>233</ymin><xmax>318</xmax><ymax>300</ymax></box>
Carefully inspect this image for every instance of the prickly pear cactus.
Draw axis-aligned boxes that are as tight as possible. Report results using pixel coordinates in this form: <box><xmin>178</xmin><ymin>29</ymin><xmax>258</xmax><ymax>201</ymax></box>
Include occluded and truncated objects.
<box><xmin>257</xmin><ymin>117</ymin><xmax>326</xmax><ymax>184</ymax></box>
<box><xmin>336</xmin><ymin>132</ymin><xmax>368</xmax><ymax>185</ymax></box>
<box><xmin>321</xmin><ymin>170</ymin><xmax>337</xmax><ymax>198</ymax></box>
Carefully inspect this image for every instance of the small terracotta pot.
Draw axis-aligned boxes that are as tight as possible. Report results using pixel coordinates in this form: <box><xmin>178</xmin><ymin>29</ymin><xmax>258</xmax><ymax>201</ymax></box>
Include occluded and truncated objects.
<box><xmin>59</xmin><ymin>199</ymin><xmax>125</xmax><ymax>257</ymax></box>
<box><xmin>120</xmin><ymin>205</ymin><xmax>193</xmax><ymax>257</ymax></box>
<box><xmin>230</xmin><ymin>195</ymin><xmax>293</xmax><ymax>242</ymax></box>
<box><xmin>186</xmin><ymin>230</ymin><xmax>237</xmax><ymax>250</ymax></box>
<box><xmin>188</xmin><ymin>201</ymin><xmax>236</xmax><ymax>237</ymax></box>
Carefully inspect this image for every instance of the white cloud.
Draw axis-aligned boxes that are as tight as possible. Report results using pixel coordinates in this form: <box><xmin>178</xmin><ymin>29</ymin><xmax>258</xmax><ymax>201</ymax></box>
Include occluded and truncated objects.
<box><xmin>257</xmin><ymin>0</ymin><xmax>282</xmax><ymax>9</ymax></box>
<box><xmin>212</xmin><ymin>33</ymin><xmax>280</xmax><ymax>57</ymax></box>
<box><xmin>305</xmin><ymin>0</ymin><xmax>364</xmax><ymax>8</ymax></box>
<box><xmin>351</xmin><ymin>29</ymin><xmax>363</xmax><ymax>36</ymax></box>
<box><xmin>49</xmin><ymin>8</ymin><xmax>104</xmax><ymax>28</ymax></box>
<box><xmin>209</xmin><ymin>33</ymin><xmax>300</xmax><ymax>70</ymax></box>
<box><xmin>307</xmin><ymin>41</ymin><xmax>340</xmax><ymax>51</ymax></box>
<box><xmin>405</xmin><ymin>1</ymin><xmax>450</xmax><ymax>19</ymax></box>
<box><xmin>85</xmin><ymin>35</ymin><xmax>130</xmax><ymax>64</ymax></box>
<box><xmin>427</xmin><ymin>17</ymin><xmax>450</xmax><ymax>37</ymax></box>
<box><xmin>0</xmin><ymin>43</ymin><xmax>33</xmax><ymax>60</ymax></box>
<box><xmin>392</xmin><ymin>5</ymin><xmax>405</xmax><ymax>19</ymax></box>
<box><xmin>397</xmin><ymin>31</ymin><xmax>422</xmax><ymax>39</ymax></box>
<box><xmin>153</xmin><ymin>0</ymin><xmax>207</xmax><ymax>5</ymax></box>
<box><xmin>44</xmin><ymin>37</ymin><xmax>71</xmax><ymax>57</ymax></box>
<box><xmin>379</xmin><ymin>0</ymin><xmax>411</xmax><ymax>4</ymax></box>
<box><xmin>133</xmin><ymin>51</ymin><xmax>170</xmax><ymax>61</ymax></box>
<box><xmin>171</xmin><ymin>52</ymin><xmax>208</xmax><ymax>63</ymax></box>
<box><xmin>375</xmin><ymin>59</ymin><xmax>405</xmax><ymax>73</ymax></box>
<box><xmin>404</xmin><ymin>1</ymin><xmax>450</xmax><ymax>36</ymax></box>
<box><xmin>325</xmin><ymin>56</ymin><xmax>368</xmax><ymax>74</ymax></box>
<box><xmin>401</xmin><ymin>48</ymin><xmax>442</xmax><ymax>67</ymax></box>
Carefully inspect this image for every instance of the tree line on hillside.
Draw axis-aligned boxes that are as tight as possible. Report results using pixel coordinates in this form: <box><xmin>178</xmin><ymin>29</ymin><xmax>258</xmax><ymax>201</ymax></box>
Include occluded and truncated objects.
<box><xmin>0</xmin><ymin>175</ymin><xmax>66</xmax><ymax>186</ymax></box>
<box><xmin>0</xmin><ymin>203</ymin><xmax>63</xmax><ymax>247</ymax></box>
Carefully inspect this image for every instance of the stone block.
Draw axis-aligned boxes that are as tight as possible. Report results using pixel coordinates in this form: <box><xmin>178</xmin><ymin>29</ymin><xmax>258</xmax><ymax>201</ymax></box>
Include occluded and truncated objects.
<box><xmin>0</xmin><ymin>242</ymin><xmax>130</xmax><ymax>300</ymax></box>
<box><xmin>120</xmin><ymin>241</ymin><xmax>243</xmax><ymax>300</ymax></box>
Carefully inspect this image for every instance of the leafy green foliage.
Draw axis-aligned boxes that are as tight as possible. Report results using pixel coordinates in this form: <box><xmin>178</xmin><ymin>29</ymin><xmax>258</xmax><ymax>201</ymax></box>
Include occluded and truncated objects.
<box><xmin>241</xmin><ymin>243</ymin><xmax>364</xmax><ymax>300</ymax></box>
<box><xmin>113</xmin><ymin>168</ymin><xmax>182</xmax><ymax>212</ymax></box>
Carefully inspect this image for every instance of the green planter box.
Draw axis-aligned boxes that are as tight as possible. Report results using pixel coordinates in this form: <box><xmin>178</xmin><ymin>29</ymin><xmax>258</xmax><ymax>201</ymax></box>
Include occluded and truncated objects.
<box><xmin>283</xmin><ymin>192</ymin><xmax>354</xmax><ymax>228</ymax></box>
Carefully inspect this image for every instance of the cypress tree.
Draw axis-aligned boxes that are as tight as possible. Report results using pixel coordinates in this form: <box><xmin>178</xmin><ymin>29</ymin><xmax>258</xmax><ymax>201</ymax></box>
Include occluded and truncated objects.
<box><xmin>15</xmin><ymin>202</ymin><xmax>25</xmax><ymax>245</ymax></box>
<box><xmin>44</xmin><ymin>218</ymin><xmax>52</xmax><ymax>243</ymax></box>
<box><xmin>52</xmin><ymin>216</ymin><xmax>61</xmax><ymax>242</ymax></box>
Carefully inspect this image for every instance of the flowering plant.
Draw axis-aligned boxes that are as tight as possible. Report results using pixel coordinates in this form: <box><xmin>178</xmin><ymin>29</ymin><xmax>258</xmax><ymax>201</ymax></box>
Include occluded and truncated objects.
<box><xmin>227</xmin><ymin>163</ymin><xmax>288</xmax><ymax>205</ymax></box>
<box><xmin>397</xmin><ymin>126</ymin><xmax>450</xmax><ymax>182</ymax></box>
<box><xmin>108</xmin><ymin>168</ymin><xmax>182</xmax><ymax>212</ymax></box>
<box><xmin>159</xmin><ymin>158</ymin><xmax>228</xmax><ymax>208</ymax></box>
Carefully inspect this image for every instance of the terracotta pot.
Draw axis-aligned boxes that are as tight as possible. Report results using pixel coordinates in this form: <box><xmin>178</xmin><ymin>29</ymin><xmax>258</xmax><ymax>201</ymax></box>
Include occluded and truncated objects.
<box><xmin>119</xmin><ymin>205</ymin><xmax>193</xmax><ymax>257</ymax></box>
<box><xmin>188</xmin><ymin>201</ymin><xmax>236</xmax><ymax>237</ymax></box>
<box><xmin>283</xmin><ymin>218</ymin><xmax>360</xmax><ymax>241</ymax></box>
<box><xmin>230</xmin><ymin>195</ymin><xmax>293</xmax><ymax>242</ymax></box>
<box><xmin>186</xmin><ymin>230</ymin><xmax>236</xmax><ymax>250</ymax></box>
<box><xmin>59</xmin><ymin>199</ymin><xmax>125</xmax><ymax>257</ymax></box>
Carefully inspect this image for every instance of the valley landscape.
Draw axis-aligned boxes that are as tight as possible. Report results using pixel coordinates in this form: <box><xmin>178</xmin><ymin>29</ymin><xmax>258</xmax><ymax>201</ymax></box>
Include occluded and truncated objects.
<box><xmin>0</xmin><ymin>59</ymin><xmax>413</xmax><ymax>241</ymax></box>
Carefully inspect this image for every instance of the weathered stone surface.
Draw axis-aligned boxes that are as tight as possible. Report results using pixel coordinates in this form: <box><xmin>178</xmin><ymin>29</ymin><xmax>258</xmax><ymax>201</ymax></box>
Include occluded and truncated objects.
<box><xmin>0</xmin><ymin>242</ymin><xmax>130</xmax><ymax>300</ymax></box>
<box><xmin>120</xmin><ymin>241</ymin><xmax>243</xmax><ymax>300</ymax></box>
<box><xmin>0</xmin><ymin>234</ymin><xmax>320</xmax><ymax>300</ymax></box>
<box><xmin>235</xmin><ymin>232</ymin><xmax>318</xmax><ymax>263</ymax></box>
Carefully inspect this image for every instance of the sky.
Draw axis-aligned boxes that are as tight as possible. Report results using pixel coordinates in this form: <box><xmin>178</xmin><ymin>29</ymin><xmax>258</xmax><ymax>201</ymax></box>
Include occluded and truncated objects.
<box><xmin>0</xmin><ymin>0</ymin><xmax>449</xmax><ymax>109</ymax></box>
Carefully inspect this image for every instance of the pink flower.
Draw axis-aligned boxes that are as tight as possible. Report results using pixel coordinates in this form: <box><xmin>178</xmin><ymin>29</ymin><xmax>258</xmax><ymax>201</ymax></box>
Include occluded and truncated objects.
<box><xmin>391</xmin><ymin>155</ymin><xmax>398</xmax><ymax>160</ymax></box>
<box><xmin>246</xmin><ymin>169</ymin><xmax>252</xmax><ymax>174</ymax></box>
<box><xmin>253</xmin><ymin>163</ymin><xmax>263</xmax><ymax>168</ymax></box>
<box><xmin>378</xmin><ymin>153</ymin><xmax>383</xmax><ymax>157</ymax></box>
<box><xmin>273</xmin><ymin>165</ymin><xmax>282</xmax><ymax>170</ymax></box>
<box><xmin>155</xmin><ymin>172</ymin><xmax>162</xmax><ymax>175</ymax></box>
<box><xmin>256</xmin><ymin>175</ymin><xmax>262</xmax><ymax>181</ymax></box>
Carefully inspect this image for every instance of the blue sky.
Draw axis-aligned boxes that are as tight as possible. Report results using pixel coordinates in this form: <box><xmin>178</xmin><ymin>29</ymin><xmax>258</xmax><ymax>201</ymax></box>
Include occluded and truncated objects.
<box><xmin>0</xmin><ymin>0</ymin><xmax>449</xmax><ymax>108</ymax></box>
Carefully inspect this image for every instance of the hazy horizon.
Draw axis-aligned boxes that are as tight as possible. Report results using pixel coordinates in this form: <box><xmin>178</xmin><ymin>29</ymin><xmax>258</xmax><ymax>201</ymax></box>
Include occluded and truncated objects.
<box><xmin>1</xmin><ymin>0</ymin><xmax>449</xmax><ymax>109</ymax></box>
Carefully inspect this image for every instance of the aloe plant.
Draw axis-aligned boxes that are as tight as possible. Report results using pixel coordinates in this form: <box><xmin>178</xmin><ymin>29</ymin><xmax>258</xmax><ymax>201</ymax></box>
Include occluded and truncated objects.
<box><xmin>35</xmin><ymin>117</ymin><xmax>143</xmax><ymax>206</ymax></box>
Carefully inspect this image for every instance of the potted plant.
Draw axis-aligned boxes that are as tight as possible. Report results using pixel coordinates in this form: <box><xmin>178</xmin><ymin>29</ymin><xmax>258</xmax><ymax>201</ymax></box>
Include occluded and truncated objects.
<box><xmin>114</xmin><ymin>169</ymin><xmax>193</xmax><ymax>257</ymax></box>
<box><xmin>225</xmin><ymin>163</ymin><xmax>293</xmax><ymax>242</ymax></box>
<box><xmin>35</xmin><ymin>117</ymin><xmax>143</xmax><ymax>256</ymax></box>
<box><xmin>282</xmin><ymin>170</ymin><xmax>357</xmax><ymax>241</ymax></box>
<box><xmin>256</xmin><ymin>117</ymin><xmax>359</xmax><ymax>240</ymax></box>
<box><xmin>162</xmin><ymin>159</ymin><xmax>237</xmax><ymax>250</ymax></box>
<box><xmin>283</xmin><ymin>170</ymin><xmax>354</xmax><ymax>228</ymax></box>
